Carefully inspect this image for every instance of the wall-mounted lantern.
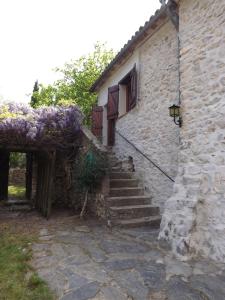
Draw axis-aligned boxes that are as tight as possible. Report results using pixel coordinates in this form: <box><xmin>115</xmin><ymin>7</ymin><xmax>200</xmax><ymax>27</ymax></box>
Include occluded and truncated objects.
<box><xmin>169</xmin><ymin>104</ymin><xmax>182</xmax><ymax>127</ymax></box>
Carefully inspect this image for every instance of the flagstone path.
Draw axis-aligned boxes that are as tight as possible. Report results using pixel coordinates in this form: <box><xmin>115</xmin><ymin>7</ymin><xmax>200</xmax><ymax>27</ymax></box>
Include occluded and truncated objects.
<box><xmin>32</xmin><ymin>220</ymin><xmax>225</xmax><ymax>300</ymax></box>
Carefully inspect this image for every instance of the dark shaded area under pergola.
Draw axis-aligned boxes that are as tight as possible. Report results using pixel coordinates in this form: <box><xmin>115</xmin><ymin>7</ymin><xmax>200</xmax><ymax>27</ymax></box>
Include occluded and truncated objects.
<box><xmin>1</xmin><ymin>146</ymin><xmax>63</xmax><ymax>218</ymax></box>
<box><xmin>0</xmin><ymin>104</ymin><xmax>83</xmax><ymax>218</ymax></box>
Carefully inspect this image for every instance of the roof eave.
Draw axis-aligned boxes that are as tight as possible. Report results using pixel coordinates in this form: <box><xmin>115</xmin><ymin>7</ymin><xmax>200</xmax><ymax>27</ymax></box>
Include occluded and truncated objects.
<box><xmin>90</xmin><ymin>6</ymin><xmax>168</xmax><ymax>93</ymax></box>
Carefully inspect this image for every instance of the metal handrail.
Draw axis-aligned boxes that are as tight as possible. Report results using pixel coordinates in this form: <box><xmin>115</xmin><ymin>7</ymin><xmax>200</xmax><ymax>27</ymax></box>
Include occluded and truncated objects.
<box><xmin>115</xmin><ymin>129</ymin><xmax>175</xmax><ymax>183</ymax></box>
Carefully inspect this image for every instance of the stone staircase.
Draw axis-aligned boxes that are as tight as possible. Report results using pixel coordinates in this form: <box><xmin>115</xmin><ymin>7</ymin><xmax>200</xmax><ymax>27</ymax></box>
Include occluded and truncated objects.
<box><xmin>2</xmin><ymin>199</ymin><xmax>32</xmax><ymax>212</ymax></box>
<box><xmin>107</xmin><ymin>152</ymin><xmax>161</xmax><ymax>228</ymax></box>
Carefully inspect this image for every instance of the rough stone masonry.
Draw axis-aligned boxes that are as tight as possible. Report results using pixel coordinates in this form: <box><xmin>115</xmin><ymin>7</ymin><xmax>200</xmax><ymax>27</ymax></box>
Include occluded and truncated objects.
<box><xmin>113</xmin><ymin>20</ymin><xmax>180</xmax><ymax>212</ymax></box>
<box><xmin>160</xmin><ymin>0</ymin><xmax>225</xmax><ymax>262</ymax></box>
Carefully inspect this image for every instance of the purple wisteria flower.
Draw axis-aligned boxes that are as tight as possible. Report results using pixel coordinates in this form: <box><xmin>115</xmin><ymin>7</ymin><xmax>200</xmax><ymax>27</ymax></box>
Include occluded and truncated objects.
<box><xmin>0</xmin><ymin>103</ymin><xmax>83</xmax><ymax>148</ymax></box>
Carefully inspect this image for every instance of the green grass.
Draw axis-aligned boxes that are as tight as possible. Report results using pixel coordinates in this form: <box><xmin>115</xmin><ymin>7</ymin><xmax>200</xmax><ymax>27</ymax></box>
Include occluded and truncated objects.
<box><xmin>0</xmin><ymin>230</ymin><xmax>55</xmax><ymax>300</ymax></box>
<box><xmin>8</xmin><ymin>185</ymin><xmax>26</xmax><ymax>199</ymax></box>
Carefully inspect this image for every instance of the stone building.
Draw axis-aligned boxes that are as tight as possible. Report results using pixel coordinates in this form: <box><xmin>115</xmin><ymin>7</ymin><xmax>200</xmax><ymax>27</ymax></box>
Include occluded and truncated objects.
<box><xmin>91</xmin><ymin>0</ymin><xmax>225</xmax><ymax>263</ymax></box>
<box><xmin>91</xmin><ymin>3</ymin><xmax>180</xmax><ymax>212</ymax></box>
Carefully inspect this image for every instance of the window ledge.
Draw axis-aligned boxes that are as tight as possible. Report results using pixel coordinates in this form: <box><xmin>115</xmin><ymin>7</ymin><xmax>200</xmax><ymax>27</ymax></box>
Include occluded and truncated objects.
<box><xmin>118</xmin><ymin>105</ymin><xmax>137</xmax><ymax>120</ymax></box>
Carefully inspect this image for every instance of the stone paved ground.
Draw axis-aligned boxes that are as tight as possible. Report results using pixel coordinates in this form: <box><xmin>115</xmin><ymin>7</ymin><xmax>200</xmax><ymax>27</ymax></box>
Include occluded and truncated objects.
<box><xmin>30</xmin><ymin>217</ymin><xmax>225</xmax><ymax>300</ymax></box>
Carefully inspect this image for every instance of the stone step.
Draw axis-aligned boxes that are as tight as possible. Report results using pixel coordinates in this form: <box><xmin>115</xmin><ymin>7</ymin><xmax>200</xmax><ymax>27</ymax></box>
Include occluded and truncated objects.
<box><xmin>108</xmin><ymin>156</ymin><xmax>119</xmax><ymax>162</ymax></box>
<box><xmin>107</xmin><ymin>195</ymin><xmax>152</xmax><ymax>206</ymax></box>
<box><xmin>111</xmin><ymin>166</ymin><xmax>122</xmax><ymax>172</ymax></box>
<box><xmin>110</xmin><ymin>161</ymin><xmax>122</xmax><ymax>168</ymax></box>
<box><xmin>107</xmin><ymin>151</ymin><xmax>116</xmax><ymax>157</ymax></box>
<box><xmin>109</xmin><ymin>159</ymin><xmax>120</xmax><ymax>164</ymax></box>
<box><xmin>109</xmin><ymin>204</ymin><xmax>159</xmax><ymax>219</ymax></box>
<box><xmin>6</xmin><ymin>204</ymin><xmax>32</xmax><ymax>211</ymax></box>
<box><xmin>110</xmin><ymin>172</ymin><xmax>133</xmax><ymax>179</ymax></box>
<box><xmin>111</xmin><ymin>216</ymin><xmax>161</xmax><ymax>228</ymax></box>
<box><xmin>108</xmin><ymin>158</ymin><xmax>117</xmax><ymax>162</ymax></box>
<box><xmin>110</xmin><ymin>179</ymin><xmax>139</xmax><ymax>188</ymax></box>
<box><xmin>110</xmin><ymin>187</ymin><xmax>144</xmax><ymax>197</ymax></box>
<box><xmin>5</xmin><ymin>199</ymin><xmax>28</xmax><ymax>206</ymax></box>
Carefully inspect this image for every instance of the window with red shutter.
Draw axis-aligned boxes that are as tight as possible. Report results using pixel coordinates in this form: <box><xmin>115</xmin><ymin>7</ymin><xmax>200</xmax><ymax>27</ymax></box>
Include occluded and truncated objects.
<box><xmin>91</xmin><ymin>106</ymin><xmax>103</xmax><ymax>140</ymax></box>
<box><xmin>119</xmin><ymin>65</ymin><xmax>137</xmax><ymax>112</ymax></box>
<box><xmin>107</xmin><ymin>85</ymin><xmax>119</xmax><ymax>120</ymax></box>
<box><xmin>130</xmin><ymin>65</ymin><xmax>137</xmax><ymax>110</ymax></box>
<box><xmin>107</xmin><ymin>85</ymin><xmax>119</xmax><ymax>146</ymax></box>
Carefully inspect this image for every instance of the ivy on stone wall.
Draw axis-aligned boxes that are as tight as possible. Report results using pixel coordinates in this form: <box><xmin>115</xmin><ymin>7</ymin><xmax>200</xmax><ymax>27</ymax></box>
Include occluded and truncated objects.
<box><xmin>74</xmin><ymin>147</ymin><xmax>108</xmax><ymax>217</ymax></box>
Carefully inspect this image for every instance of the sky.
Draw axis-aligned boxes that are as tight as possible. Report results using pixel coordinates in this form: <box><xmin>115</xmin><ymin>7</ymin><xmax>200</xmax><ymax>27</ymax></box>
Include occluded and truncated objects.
<box><xmin>0</xmin><ymin>0</ymin><xmax>160</xmax><ymax>103</ymax></box>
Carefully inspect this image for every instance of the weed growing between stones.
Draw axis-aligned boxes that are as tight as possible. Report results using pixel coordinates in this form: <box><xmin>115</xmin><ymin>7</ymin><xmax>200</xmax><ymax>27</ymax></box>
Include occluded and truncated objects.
<box><xmin>0</xmin><ymin>229</ymin><xmax>55</xmax><ymax>300</ymax></box>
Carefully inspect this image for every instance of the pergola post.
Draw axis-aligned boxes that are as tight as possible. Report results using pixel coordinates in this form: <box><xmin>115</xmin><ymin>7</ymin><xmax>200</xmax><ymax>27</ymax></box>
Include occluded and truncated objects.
<box><xmin>26</xmin><ymin>152</ymin><xmax>33</xmax><ymax>201</ymax></box>
<box><xmin>0</xmin><ymin>150</ymin><xmax>10</xmax><ymax>201</ymax></box>
<box><xmin>35</xmin><ymin>150</ymin><xmax>56</xmax><ymax>218</ymax></box>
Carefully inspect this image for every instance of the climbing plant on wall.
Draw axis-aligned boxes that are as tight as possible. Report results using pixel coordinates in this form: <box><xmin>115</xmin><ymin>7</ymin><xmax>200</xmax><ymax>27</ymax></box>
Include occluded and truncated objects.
<box><xmin>75</xmin><ymin>147</ymin><xmax>107</xmax><ymax>218</ymax></box>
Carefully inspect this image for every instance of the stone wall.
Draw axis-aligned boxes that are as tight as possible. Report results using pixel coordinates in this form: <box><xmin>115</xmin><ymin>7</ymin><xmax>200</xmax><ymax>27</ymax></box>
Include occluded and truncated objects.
<box><xmin>98</xmin><ymin>53</ymin><xmax>140</xmax><ymax>146</ymax></box>
<box><xmin>160</xmin><ymin>0</ymin><xmax>225</xmax><ymax>262</ymax></box>
<box><xmin>9</xmin><ymin>168</ymin><xmax>25</xmax><ymax>186</ymax></box>
<box><xmin>113</xmin><ymin>21</ymin><xmax>180</xmax><ymax>210</ymax></box>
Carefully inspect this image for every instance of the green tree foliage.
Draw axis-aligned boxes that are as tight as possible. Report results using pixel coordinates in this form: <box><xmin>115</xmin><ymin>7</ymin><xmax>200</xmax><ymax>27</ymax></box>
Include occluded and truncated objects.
<box><xmin>31</xmin><ymin>84</ymin><xmax>57</xmax><ymax>108</ymax></box>
<box><xmin>30</xmin><ymin>80</ymin><xmax>39</xmax><ymax>108</ymax></box>
<box><xmin>10</xmin><ymin>153</ymin><xmax>26</xmax><ymax>168</ymax></box>
<box><xmin>77</xmin><ymin>149</ymin><xmax>107</xmax><ymax>192</ymax></box>
<box><xmin>30</xmin><ymin>43</ymin><xmax>115</xmax><ymax>124</ymax></box>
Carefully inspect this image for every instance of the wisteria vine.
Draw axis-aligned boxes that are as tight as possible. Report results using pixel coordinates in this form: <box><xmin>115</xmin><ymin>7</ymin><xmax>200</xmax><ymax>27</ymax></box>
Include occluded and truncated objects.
<box><xmin>0</xmin><ymin>103</ymin><xmax>83</xmax><ymax>149</ymax></box>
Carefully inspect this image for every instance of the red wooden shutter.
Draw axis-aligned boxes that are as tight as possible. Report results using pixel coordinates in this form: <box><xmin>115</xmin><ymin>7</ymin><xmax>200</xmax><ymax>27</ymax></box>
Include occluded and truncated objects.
<box><xmin>107</xmin><ymin>85</ymin><xmax>119</xmax><ymax>120</ymax></box>
<box><xmin>129</xmin><ymin>65</ymin><xmax>137</xmax><ymax>110</ymax></box>
<box><xmin>91</xmin><ymin>106</ymin><xmax>103</xmax><ymax>139</ymax></box>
